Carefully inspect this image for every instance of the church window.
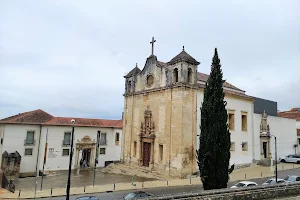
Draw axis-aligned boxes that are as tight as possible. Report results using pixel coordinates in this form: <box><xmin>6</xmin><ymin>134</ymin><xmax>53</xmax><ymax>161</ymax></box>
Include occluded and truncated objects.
<box><xmin>63</xmin><ymin>132</ymin><xmax>71</xmax><ymax>146</ymax></box>
<box><xmin>127</xmin><ymin>81</ymin><xmax>132</xmax><ymax>92</ymax></box>
<box><xmin>230</xmin><ymin>142</ymin><xmax>235</xmax><ymax>151</ymax></box>
<box><xmin>173</xmin><ymin>68</ymin><xmax>178</xmax><ymax>82</ymax></box>
<box><xmin>298</xmin><ymin>138</ymin><xmax>300</xmax><ymax>145</ymax></box>
<box><xmin>187</xmin><ymin>68</ymin><xmax>193</xmax><ymax>83</ymax></box>
<box><xmin>146</xmin><ymin>75</ymin><xmax>154</xmax><ymax>87</ymax></box>
<box><xmin>100</xmin><ymin>148</ymin><xmax>106</xmax><ymax>155</ymax></box>
<box><xmin>228</xmin><ymin>113</ymin><xmax>235</xmax><ymax>131</ymax></box>
<box><xmin>159</xmin><ymin>144</ymin><xmax>163</xmax><ymax>161</ymax></box>
<box><xmin>242</xmin><ymin>142</ymin><xmax>248</xmax><ymax>151</ymax></box>
<box><xmin>25</xmin><ymin>131</ymin><xmax>35</xmax><ymax>145</ymax></box>
<box><xmin>133</xmin><ymin>141</ymin><xmax>137</xmax><ymax>157</ymax></box>
<box><xmin>24</xmin><ymin>148</ymin><xmax>33</xmax><ymax>156</ymax></box>
<box><xmin>62</xmin><ymin>149</ymin><xmax>70</xmax><ymax>156</ymax></box>
<box><xmin>115</xmin><ymin>132</ymin><xmax>120</xmax><ymax>145</ymax></box>
<box><xmin>242</xmin><ymin>113</ymin><xmax>247</xmax><ymax>131</ymax></box>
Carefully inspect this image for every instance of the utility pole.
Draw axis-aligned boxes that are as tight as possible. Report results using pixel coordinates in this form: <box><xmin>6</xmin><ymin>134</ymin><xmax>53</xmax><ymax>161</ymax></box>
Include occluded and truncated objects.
<box><xmin>275</xmin><ymin>136</ymin><xmax>278</xmax><ymax>183</ymax></box>
<box><xmin>93</xmin><ymin>131</ymin><xmax>100</xmax><ymax>186</ymax></box>
<box><xmin>66</xmin><ymin>119</ymin><xmax>75</xmax><ymax>200</ymax></box>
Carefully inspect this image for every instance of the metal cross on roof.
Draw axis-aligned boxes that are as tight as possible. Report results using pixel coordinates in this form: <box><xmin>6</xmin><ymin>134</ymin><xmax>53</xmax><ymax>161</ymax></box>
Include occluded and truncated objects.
<box><xmin>150</xmin><ymin>37</ymin><xmax>156</xmax><ymax>55</ymax></box>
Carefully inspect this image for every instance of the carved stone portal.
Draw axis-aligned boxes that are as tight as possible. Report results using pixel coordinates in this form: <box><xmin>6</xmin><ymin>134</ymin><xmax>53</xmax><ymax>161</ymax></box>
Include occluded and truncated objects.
<box><xmin>74</xmin><ymin>136</ymin><xmax>96</xmax><ymax>168</ymax></box>
<box><xmin>139</xmin><ymin>106</ymin><xmax>155</xmax><ymax>168</ymax></box>
<box><xmin>259</xmin><ymin>110</ymin><xmax>271</xmax><ymax>160</ymax></box>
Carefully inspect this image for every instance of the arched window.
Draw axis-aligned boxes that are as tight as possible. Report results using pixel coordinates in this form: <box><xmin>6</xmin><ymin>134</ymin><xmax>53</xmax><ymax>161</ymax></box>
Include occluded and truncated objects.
<box><xmin>188</xmin><ymin>68</ymin><xmax>193</xmax><ymax>83</ymax></box>
<box><xmin>173</xmin><ymin>68</ymin><xmax>178</xmax><ymax>83</ymax></box>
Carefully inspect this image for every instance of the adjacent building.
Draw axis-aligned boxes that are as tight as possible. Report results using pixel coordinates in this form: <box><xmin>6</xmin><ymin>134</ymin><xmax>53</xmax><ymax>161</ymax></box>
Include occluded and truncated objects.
<box><xmin>0</xmin><ymin>109</ymin><xmax>122</xmax><ymax>178</ymax></box>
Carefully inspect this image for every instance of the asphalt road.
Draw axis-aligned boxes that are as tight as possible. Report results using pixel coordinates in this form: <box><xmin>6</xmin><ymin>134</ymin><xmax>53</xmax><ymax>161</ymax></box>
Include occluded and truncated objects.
<box><xmin>38</xmin><ymin>167</ymin><xmax>300</xmax><ymax>200</ymax></box>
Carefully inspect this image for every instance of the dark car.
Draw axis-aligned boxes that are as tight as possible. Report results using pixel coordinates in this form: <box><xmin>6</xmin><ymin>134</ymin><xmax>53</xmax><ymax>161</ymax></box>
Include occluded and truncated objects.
<box><xmin>123</xmin><ymin>191</ymin><xmax>153</xmax><ymax>199</ymax></box>
<box><xmin>75</xmin><ymin>196</ymin><xmax>99</xmax><ymax>200</ymax></box>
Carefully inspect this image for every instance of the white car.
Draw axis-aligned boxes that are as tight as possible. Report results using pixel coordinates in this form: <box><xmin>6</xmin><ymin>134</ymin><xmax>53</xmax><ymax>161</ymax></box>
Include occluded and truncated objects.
<box><xmin>231</xmin><ymin>181</ymin><xmax>258</xmax><ymax>188</ymax></box>
<box><xmin>262</xmin><ymin>178</ymin><xmax>286</xmax><ymax>185</ymax></box>
<box><xmin>280</xmin><ymin>154</ymin><xmax>300</xmax><ymax>164</ymax></box>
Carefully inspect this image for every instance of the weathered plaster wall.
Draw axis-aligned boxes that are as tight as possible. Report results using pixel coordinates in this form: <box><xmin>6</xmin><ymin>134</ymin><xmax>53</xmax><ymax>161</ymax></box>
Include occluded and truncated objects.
<box><xmin>196</xmin><ymin>90</ymin><xmax>254</xmax><ymax>167</ymax></box>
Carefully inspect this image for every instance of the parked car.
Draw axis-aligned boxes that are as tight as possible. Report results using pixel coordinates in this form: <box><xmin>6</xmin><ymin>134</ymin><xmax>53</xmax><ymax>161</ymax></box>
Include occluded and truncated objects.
<box><xmin>284</xmin><ymin>175</ymin><xmax>300</xmax><ymax>183</ymax></box>
<box><xmin>262</xmin><ymin>178</ymin><xmax>286</xmax><ymax>185</ymax></box>
<box><xmin>280</xmin><ymin>154</ymin><xmax>300</xmax><ymax>164</ymax></box>
<box><xmin>230</xmin><ymin>181</ymin><xmax>258</xmax><ymax>188</ymax></box>
<box><xmin>75</xmin><ymin>196</ymin><xmax>99</xmax><ymax>200</ymax></box>
<box><xmin>123</xmin><ymin>191</ymin><xmax>153</xmax><ymax>199</ymax></box>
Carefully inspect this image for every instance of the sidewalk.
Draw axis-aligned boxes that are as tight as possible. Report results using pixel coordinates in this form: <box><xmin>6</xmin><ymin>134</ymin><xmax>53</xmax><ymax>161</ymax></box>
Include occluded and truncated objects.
<box><xmin>0</xmin><ymin>163</ymin><xmax>298</xmax><ymax>199</ymax></box>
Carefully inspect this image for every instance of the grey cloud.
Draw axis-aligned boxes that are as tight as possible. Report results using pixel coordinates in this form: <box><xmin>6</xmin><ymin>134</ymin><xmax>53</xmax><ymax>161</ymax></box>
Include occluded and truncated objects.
<box><xmin>0</xmin><ymin>0</ymin><xmax>299</xmax><ymax>119</ymax></box>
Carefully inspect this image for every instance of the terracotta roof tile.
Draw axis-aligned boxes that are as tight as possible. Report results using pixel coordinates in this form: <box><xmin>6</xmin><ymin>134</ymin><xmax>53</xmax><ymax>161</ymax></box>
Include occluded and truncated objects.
<box><xmin>0</xmin><ymin>109</ymin><xmax>53</xmax><ymax>124</ymax></box>
<box><xmin>278</xmin><ymin>108</ymin><xmax>300</xmax><ymax>121</ymax></box>
<box><xmin>0</xmin><ymin>110</ymin><xmax>123</xmax><ymax>128</ymax></box>
<box><xmin>198</xmin><ymin>83</ymin><xmax>253</xmax><ymax>99</ymax></box>
<box><xmin>197</xmin><ymin>72</ymin><xmax>244</xmax><ymax>92</ymax></box>
<box><xmin>44</xmin><ymin>117</ymin><xmax>122</xmax><ymax>128</ymax></box>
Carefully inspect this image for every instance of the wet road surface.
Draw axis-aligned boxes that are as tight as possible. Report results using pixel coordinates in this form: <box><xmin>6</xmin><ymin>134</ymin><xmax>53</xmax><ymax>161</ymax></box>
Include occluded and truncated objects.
<box><xmin>37</xmin><ymin>167</ymin><xmax>300</xmax><ymax>200</ymax></box>
<box><xmin>13</xmin><ymin>168</ymin><xmax>155</xmax><ymax>191</ymax></box>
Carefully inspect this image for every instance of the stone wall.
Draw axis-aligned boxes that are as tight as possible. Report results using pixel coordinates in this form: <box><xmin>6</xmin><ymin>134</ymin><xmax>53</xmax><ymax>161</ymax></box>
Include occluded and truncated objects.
<box><xmin>145</xmin><ymin>182</ymin><xmax>300</xmax><ymax>200</ymax></box>
<box><xmin>122</xmin><ymin>86</ymin><xmax>197</xmax><ymax>178</ymax></box>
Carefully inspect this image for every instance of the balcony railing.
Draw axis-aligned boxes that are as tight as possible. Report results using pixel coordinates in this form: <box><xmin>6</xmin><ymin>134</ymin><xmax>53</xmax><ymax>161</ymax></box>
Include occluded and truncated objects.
<box><xmin>62</xmin><ymin>140</ymin><xmax>71</xmax><ymax>147</ymax></box>
<box><xmin>99</xmin><ymin>140</ymin><xmax>107</xmax><ymax>145</ymax></box>
<box><xmin>24</xmin><ymin>139</ymin><xmax>36</xmax><ymax>146</ymax></box>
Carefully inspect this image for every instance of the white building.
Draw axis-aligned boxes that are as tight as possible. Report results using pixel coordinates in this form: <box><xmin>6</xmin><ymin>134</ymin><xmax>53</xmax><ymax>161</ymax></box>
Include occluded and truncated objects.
<box><xmin>0</xmin><ymin>109</ymin><xmax>122</xmax><ymax>177</ymax></box>
<box><xmin>278</xmin><ymin>108</ymin><xmax>300</xmax><ymax>154</ymax></box>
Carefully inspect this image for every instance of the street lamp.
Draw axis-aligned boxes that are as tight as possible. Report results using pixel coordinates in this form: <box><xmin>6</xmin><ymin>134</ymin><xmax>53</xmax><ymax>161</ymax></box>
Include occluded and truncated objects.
<box><xmin>269</xmin><ymin>134</ymin><xmax>278</xmax><ymax>183</ymax></box>
<box><xmin>66</xmin><ymin>119</ymin><xmax>75</xmax><ymax>200</ymax></box>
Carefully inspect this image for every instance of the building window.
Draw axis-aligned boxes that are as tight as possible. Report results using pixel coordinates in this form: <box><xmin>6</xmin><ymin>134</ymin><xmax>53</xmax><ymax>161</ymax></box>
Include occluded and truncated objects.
<box><xmin>173</xmin><ymin>68</ymin><xmax>178</xmax><ymax>82</ymax></box>
<box><xmin>228</xmin><ymin>113</ymin><xmax>235</xmax><ymax>131</ymax></box>
<box><xmin>230</xmin><ymin>142</ymin><xmax>235</xmax><ymax>151</ymax></box>
<box><xmin>63</xmin><ymin>132</ymin><xmax>71</xmax><ymax>146</ymax></box>
<box><xmin>242</xmin><ymin>113</ymin><xmax>247</xmax><ymax>131</ymax></box>
<box><xmin>242</xmin><ymin>142</ymin><xmax>248</xmax><ymax>151</ymax></box>
<box><xmin>133</xmin><ymin>141</ymin><xmax>137</xmax><ymax>157</ymax></box>
<box><xmin>62</xmin><ymin>149</ymin><xmax>70</xmax><ymax>156</ymax></box>
<box><xmin>159</xmin><ymin>144</ymin><xmax>163</xmax><ymax>161</ymax></box>
<box><xmin>298</xmin><ymin>138</ymin><xmax>300</xmax><ymax>145</ymax></box>
<box><xmin>25</xmin><ymin>148</ymin><xmax>33</xmax><ymax>156</ymax></box>
<box><xmin>127</xmin><ymin>81</ymin><xmax>132</xmax><ymax>92</ymax></box>
<box><xmin>25</xmin><ymin>131</ymin><xmax>35</xmax><ymax>145</ymax></box>
<box><xmin>187</xmin><ymin>68</ymin><xmax>193</xmax><ymax>83</ymax></box>
<box><xmin>100</xmin><ymin>148</ymin><xmax>106</xmax><ymax>155</ymax></box>
<box><xmin>100</xmin><ymin>133</ymin><xmax>107</xmax><ymax>145</ymax></box>
<box><xmin>115</xmin><ymin>132</ymin><xmax>120</xmax><ymax>145</ymax></box>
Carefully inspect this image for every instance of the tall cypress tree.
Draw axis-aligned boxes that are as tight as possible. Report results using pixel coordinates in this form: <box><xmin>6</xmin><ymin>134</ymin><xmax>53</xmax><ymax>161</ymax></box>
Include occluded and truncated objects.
<box><xmin>196</xmin><ymin>48</ymin><xmax>232</xmax><ymax>190</ymax></box>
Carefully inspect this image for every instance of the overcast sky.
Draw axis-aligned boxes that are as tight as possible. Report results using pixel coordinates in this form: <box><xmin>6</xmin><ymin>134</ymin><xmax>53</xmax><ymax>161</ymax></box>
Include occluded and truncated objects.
<box><xmin>0</xmin><ymin>0</ymin><xmax>299</xmax><ymax>119</ymax></box>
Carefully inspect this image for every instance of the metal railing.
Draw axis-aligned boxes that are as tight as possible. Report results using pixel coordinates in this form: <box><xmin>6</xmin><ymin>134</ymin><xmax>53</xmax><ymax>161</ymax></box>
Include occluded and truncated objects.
<box><xmin>24</xmin><ymin>139</ymin><xmax>35</xmax><ymax>146</ymax></box>
<box><xmin>62</xmin><ymin>140</ymin><xmax>71</xmax><ymax>147</ymax></box>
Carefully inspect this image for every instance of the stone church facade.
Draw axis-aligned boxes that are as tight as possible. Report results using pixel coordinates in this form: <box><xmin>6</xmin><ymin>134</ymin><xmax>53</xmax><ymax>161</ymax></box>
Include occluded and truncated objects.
<box><xmin>121</xmin><ymin>39</ymin><xmax>298</xmax><ymax>178</ymax></box>
<box><xmin>122</xmin><ymin>46</ymin><xmax>199</xmax><ymax>177</ymax></box>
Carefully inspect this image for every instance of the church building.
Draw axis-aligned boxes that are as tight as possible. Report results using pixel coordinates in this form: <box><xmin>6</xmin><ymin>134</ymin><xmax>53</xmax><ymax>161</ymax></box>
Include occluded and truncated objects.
<box><xmin>121</xmin><ymin>38</ymin><xmax>298</xmax><ymax>178</ymax></box>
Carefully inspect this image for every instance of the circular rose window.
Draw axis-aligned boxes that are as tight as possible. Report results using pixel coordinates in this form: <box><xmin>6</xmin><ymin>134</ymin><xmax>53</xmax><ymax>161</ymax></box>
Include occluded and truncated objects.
<box><xmin>146</xmin><ymin>75</ymin><xmax>154</xmax><ymax>87</ymax></box>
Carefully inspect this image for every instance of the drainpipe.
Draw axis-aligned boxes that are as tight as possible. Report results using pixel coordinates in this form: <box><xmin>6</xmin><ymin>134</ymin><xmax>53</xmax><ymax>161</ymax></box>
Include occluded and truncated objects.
<box><xmin>35</xmin><ymin>124</ymin><xmax>42</xmax><ymax>177</ymax></box>
<box><xmin>251</xmin><ymin>101</ymin><xmax>255</xmax><ymax>163</ymax></box>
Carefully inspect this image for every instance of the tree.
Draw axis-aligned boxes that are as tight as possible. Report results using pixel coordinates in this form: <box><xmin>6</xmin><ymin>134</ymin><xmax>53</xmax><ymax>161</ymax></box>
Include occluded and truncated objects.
<box><xmin>196</xmin><ymin>48</ymin><xmax>233</xmax><ymax>190</ymax></box>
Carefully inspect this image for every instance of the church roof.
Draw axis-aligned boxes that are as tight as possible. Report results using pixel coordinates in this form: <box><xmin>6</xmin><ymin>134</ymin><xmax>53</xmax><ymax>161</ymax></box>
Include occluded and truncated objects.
<box><xmin>124</xmin><ymin>66</ymin><xmax>141</xmax><ymax>78</ymax></box>
<box><xmin>0</xmin><ymin>109</ymin><xmax>123</xmax><ymax>128</ymax></box>
<box><xmin>0</xmin><ymin>109</ymin><xmax>54</xmax><ymax>124</ymax></box>
<box><xmin>168</xmin><ymin>49</ymin><xmax>200</xmax><ymax>65</ymax></box>
<box><xmin>278</xmin><ymin>108</ymin><xmax>300</xmax><ymax>121</ymax></box>
<box><xmin>197</xmin><ymin>72</ymin><xmax>245</xmax><ymax>92</ymax></box>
